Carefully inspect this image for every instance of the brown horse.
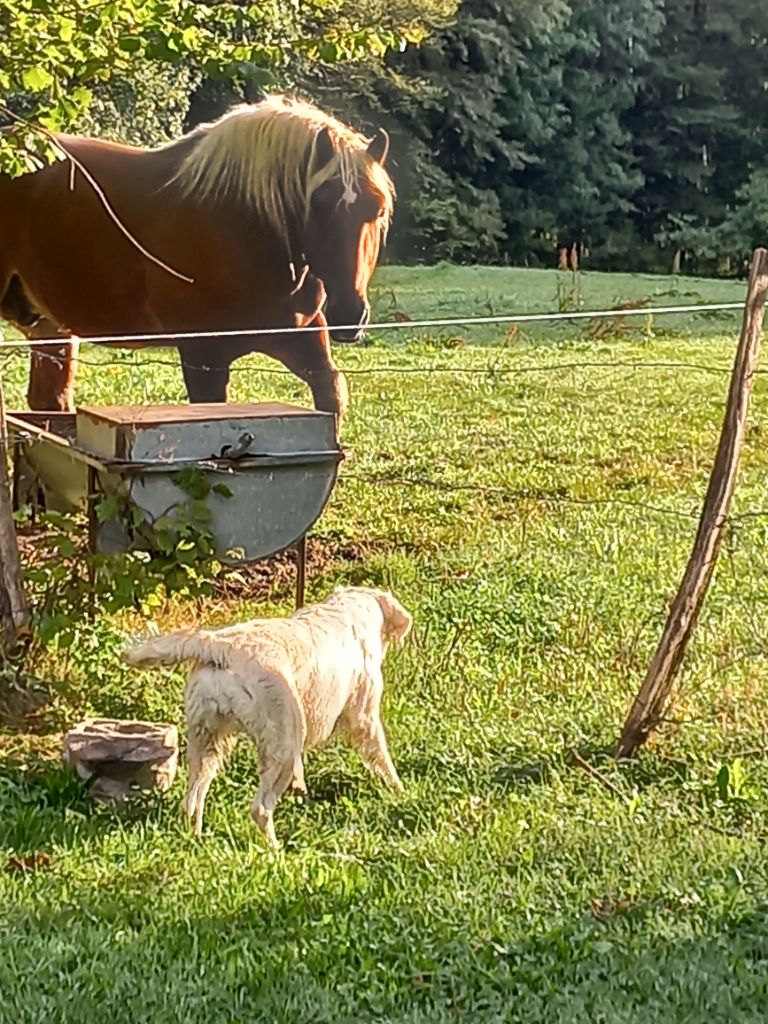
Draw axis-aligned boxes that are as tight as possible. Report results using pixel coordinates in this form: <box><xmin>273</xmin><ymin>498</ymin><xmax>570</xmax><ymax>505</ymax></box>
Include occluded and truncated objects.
<box><xmin>0</xmin><ymin>94</ymin><xmax>395</xmax><ymax>419</ymax></box>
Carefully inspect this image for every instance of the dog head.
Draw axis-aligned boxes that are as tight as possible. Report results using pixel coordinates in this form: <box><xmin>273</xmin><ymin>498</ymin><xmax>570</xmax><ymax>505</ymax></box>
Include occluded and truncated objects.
<box><xmin>327</xmin><ymin>585</ymin><xmax>413</xmax><ymax>645</ymax></box>
<box><xmin>375</xmin><ymin>590</ymin><xmax>412</xmax><ymax>645</ymax></box>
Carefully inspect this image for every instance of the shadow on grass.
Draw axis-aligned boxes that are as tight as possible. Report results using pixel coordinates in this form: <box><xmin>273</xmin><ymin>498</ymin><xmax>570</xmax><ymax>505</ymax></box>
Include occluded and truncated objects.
<box><xmin>1</xmin><ymin>881</ymin><xmax>767</xmax><ymax>1023</ymax></box>
<box><xmin>489</xmin><ymin>741</ymin><xmax>693</xmax><ymax>797</ymax></box>
<box><xmin>0</xmin><ymin>754</ymin><xmax>181</xmax><ymax>854</ymax></box>
<box><xmin>0</xmin><ymin>732</ymin><xmax>705</xmax><ymax>865</ymax></box>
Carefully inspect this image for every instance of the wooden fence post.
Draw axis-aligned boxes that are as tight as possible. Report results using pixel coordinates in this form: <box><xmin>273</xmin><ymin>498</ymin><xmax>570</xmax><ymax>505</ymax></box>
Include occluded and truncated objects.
<box><xmin>0</xmin><ymin>372</ymin><xmax>28</xmax><ymax>650</ymax></box>
<box><xmin>614</xmin><ymin>247</ymin><xmax>768</xmax><ymax>759</ymax></box>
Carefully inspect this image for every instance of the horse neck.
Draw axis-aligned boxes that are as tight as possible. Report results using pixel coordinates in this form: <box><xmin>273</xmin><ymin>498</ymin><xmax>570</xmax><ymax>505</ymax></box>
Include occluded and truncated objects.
<box><xmin>161</xmin><ymin>135</ymin><xmax>309</xmax><ymax>270</ymax></box>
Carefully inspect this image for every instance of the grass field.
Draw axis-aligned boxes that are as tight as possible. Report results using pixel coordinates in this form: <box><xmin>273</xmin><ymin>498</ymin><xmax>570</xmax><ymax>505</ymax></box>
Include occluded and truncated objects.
<box><xmin>2</xmin><ymin>266</ymin><xmax>768</xmax><ymax>1023</ymax></box>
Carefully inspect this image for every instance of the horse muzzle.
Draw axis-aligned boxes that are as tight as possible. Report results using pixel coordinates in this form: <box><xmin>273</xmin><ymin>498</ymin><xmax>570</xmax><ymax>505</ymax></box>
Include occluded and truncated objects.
<box><xmin>328</xmin><ymin>304</ymin><xmax>370</xmax><ymax>344</ymax></box>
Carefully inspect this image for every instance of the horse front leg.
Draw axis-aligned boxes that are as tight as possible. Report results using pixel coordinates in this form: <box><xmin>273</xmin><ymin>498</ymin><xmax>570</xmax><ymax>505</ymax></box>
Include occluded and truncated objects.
<box><xmin>26</xmin><ymin>321</ymin><xmax>79</xmax><ymax>412</ymax></box>
<box><xmin>262</xmin><ymin>316</ymin><xmax>349</xmax><ymax>425</ymax></box>
<box><xmin>178</xmin><ymin>343</ymin><xmax>232</xmax><ymax>403</ymax></box>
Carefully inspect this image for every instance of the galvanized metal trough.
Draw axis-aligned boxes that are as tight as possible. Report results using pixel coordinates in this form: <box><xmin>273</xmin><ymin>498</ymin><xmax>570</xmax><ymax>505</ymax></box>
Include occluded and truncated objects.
<box><xmin>8</xmin><ymin>402</ymin><xmax>344</xmax><ymax>605</ymax></box>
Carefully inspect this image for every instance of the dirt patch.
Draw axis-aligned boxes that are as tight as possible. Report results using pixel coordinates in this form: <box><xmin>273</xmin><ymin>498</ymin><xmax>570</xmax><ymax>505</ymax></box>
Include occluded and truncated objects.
<box><xmin>14</xmin><ymin>518</ymin><xmax>378</xmax><ymax>603</ymax></box>
<box><xmin>210</xmin><ymin>536</ymin><xmax>372</xmax><ymax>602</ymax></box>
<box><xmin>0</xmin><ymin>670</ymin><xmax>52</xmax><ymax>731</ymax></box>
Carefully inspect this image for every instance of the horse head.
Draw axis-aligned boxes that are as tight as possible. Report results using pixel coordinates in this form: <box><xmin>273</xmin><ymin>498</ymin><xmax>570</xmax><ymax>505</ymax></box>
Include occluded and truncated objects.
<box><xmin>173</xmin><ymin>96</ymin><xmax>395</xmax><ymax>345</ymax></box>
<box><xmin>302</xmin><ymin>126</ymin><xmax>392</xmax><ymax>344</ymax></box>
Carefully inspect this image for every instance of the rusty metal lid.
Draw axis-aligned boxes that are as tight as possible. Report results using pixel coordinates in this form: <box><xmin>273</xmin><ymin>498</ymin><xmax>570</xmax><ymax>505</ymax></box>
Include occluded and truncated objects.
<box><xmin>76</xmin><ymin>402</ymin><xmax>330</xmax><ymax>427</ymax></box>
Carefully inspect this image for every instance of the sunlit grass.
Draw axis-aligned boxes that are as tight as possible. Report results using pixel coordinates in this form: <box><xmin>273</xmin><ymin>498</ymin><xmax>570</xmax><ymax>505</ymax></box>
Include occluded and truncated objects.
<box><xmin>1</xmin><ymin>266</ymin><xmax>767</xmax><ymax>1023</ymax></box>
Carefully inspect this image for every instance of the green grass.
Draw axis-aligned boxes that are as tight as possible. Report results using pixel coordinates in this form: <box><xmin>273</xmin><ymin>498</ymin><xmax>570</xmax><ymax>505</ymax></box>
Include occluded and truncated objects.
<box><xmin>2</xmin><ymin>265</ymin><xmax>768</xmax><ymax>1023</ymax></box>
<box><xmin>370</xmin><ymin>263</ymin><xmax>745</xmax><ymax>343</ymax></box>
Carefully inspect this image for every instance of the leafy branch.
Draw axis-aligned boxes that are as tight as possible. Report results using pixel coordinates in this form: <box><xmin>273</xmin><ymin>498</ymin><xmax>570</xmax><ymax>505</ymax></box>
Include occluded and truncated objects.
<box><xmin>18</xmin><ymin>467</ymin><xmax>234</xmax><ymax>648</ymax></box>
<box><xmin>0</xmin><ymin>0</ymin><xmax>445</xmax><ymax>175</ymax></box>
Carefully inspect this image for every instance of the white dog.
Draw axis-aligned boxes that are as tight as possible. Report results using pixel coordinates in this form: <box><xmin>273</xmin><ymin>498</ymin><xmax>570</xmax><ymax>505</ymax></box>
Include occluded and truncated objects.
<box><xmin>122</xmin><ymin>586</ymin><xmax>412</xmax><ymax>847</ymax></box>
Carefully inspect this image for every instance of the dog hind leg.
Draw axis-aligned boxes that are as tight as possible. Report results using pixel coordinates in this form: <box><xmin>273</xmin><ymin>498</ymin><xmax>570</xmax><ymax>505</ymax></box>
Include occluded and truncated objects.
<box><xmin>289</xmin><ymin>757</ymin><xmax>307</xmax><ymax>796</ymax></box>
<box><xmin>241</xmin><ymin>670</ymin><xmax>307</xmax><ymax>846</ymax></box>
<box><xmin>184</xmin><ymin>723</ymin><xmax>236</xmax><ymax>836</ymax></box>
<box><xmin>249</xmin><ymin>756</ymin><xmax>296</xmax><ymax>849</ymax></box>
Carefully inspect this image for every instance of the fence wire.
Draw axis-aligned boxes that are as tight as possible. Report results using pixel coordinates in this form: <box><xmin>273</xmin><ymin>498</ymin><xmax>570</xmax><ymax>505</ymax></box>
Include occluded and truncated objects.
<box><xmin>0</xmin><ymin>297</ymin><xmax>747</xmax><ymax>350</ymax></box>
<box><xmin>3</xmin><ymin>293</ymin><xmax>767</xmax><ymax>534</ymax></box>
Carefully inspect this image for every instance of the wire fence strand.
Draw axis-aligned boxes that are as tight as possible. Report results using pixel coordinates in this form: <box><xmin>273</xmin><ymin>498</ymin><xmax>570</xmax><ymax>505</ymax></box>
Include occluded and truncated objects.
<box><xmin>5</xmin><ymin>293</ymin><xmax>767</xmax><ymax>531</ymax></box>
<box><xmin>1</xmin><ymin>348</ymin><xmax>759</xmax><ymax>380</ymax></box>
<box><xmin>338</xmin><ymin>472</ymin><xmax>768</xmax><ymax>524</ymax></box>
<box><xmin>0</xmin><ymin>298</ymin><xmax>746</xmax><ymax>351</ymax></box>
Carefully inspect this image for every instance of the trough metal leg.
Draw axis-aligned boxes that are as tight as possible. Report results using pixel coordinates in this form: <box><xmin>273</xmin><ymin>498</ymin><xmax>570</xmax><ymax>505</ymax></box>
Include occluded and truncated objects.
<box><xmin>295</xmin><ymin>534</ymin><xmax>307</xmax><ymax>609</ymax></box>
<box><xmin>86</xmin><ymin>466</ymin><xmax>97</xmax><ymax>623</ymax></box>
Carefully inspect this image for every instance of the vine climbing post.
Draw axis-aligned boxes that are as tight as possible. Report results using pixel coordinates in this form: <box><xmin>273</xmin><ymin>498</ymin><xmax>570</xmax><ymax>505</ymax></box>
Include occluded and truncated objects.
<box><xmin>614</xmin><ymin>247</ymin><xmax>768</xmax><ymax>759</ymax></box>
<box><xmin>0</xmin><ymin>371</ymin><xmax>28</xmax><ymax>650</ymax></box>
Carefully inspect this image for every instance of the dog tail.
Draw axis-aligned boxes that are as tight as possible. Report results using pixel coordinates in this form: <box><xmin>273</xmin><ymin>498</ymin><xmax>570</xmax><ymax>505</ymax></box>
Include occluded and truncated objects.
<box><xmin>122</xmin><ymin>630</ymin><xmax>237</xmax><ymax>670</ymax></box>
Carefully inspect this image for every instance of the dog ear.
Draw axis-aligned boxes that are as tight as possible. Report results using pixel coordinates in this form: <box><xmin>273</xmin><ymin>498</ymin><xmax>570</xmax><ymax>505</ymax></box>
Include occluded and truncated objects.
<box><xmin>377</xmin><ymin>591</ymin><xmax>412</xmax><ymax>643</ymax></box>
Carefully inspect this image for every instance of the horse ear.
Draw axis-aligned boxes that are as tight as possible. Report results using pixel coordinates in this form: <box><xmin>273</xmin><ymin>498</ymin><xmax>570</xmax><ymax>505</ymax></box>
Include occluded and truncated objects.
<box><xmin>367</xmin><ymin>128</ymin><xmax>389</xmax><ymax>166</ymax></box>
<box><xmin>314</xmin><ymin>127</ymin><xmax>335</xmax><ymax>170</ymax></box>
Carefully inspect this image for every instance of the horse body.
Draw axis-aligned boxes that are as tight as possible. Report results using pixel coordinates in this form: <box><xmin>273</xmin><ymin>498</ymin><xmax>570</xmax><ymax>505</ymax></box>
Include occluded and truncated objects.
<box><xmin>0</xmin><ymin>95</ymin><xmax>393</xmax><ymax>419</ymax></box>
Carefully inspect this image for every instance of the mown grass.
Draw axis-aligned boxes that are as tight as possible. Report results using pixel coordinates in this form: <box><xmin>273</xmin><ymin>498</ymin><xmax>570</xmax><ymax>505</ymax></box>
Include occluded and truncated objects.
<box><xmin>370</xmin><ymin>263</ymin><xmax>745</xmax><ymax>343</ymax></box>
<box><xmin>2</xmin><ymin>266</ymin><xmax>768</xmax><ymax>1023</ymax></box>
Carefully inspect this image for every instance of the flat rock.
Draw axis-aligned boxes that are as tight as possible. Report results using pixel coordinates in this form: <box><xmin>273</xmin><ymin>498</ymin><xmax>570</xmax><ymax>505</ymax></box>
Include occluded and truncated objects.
<box><xmin>63</xmin><ymin>718</ymin><xmax>179</xmax><ymax>802</ymax></box>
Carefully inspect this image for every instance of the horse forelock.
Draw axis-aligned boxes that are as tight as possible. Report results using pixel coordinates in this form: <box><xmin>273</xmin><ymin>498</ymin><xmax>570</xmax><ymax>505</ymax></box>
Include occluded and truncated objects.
<box><xmin>167</xmin><ymin>95</ymin><xmax>394</xmax><ymax>239</ymax></box>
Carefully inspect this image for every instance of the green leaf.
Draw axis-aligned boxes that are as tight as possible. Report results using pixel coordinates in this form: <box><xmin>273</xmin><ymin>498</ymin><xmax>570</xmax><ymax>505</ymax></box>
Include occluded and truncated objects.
<box><xmin>319</xmin><ymin>41</ymin><xmax>338</xmax><ymax>62</ymax></box>
<box><xmin>95</xmin><ymin>495</ymin><xmax>121</xmax><ymax>523</ymax></box>
<box><xmin>716</xmin><ymin>764</ymin><xmax>733</xmax><ymax>801</ymax></box>
<box><xmin>212</xmin><ymin>483</ymin><xmax>234</xmax><ymax>499</ymax></box>
<box><xmin>59</xmin><ymin>18</ymin><xmax>76</xmax><ymax>43</ymax></box>
<box><xmin>176</xmin><ymin>545</ymin><xmax>197</xmax><ymax>566</ymax></box>
<box><xmin>173</xmin><ymin>468</ymin><xmax>211</xmax><ymax>500</ymax></box>
<box><xmin>118</xmin><ymin>36</ymin><xmax>143</xmax><ymax>52</ymax></box>
<box><xmin>70</xmin><ymin>86</ymin><xmax>92</xmax><ymax>109</ymax></box>
<box><xmin>188</xmin><ymin>499</ymin><xmax>212</xmax><ymax>523</ymax></box>
<box><xmin>21</xmin><ymin>66</ymin><xmax>54</xmax><ymax>92</ymax></box>
<box><xmin>242</xmin><ymin>66</ymin><xmax>275</xmax><ymax>88</ymax></box>
<box><xmin>181</xmin><ymin>26</ymin><xmax>200</xmax><ymax>48</ymax></box>
<box><xmin>155</xmin><ymin>530</ymin><xmax>176</xmax><ymax>554</ymax></box>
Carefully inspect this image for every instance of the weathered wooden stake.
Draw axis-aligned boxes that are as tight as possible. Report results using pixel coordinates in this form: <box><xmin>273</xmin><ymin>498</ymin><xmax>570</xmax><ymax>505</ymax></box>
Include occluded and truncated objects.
<box><xmin>0</xmin><ymin>373</ymin><xmax>28</xmax><ymax>649</ymax></box>
<box><xmin>615</xmin><ymin>247</ymin><xmax>768</xmax><ymax>759</ymax></box>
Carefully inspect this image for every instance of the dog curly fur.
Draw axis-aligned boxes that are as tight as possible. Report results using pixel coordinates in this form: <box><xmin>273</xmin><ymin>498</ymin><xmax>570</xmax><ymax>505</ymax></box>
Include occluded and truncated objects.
<box><xmin>122</xmin><ymin>586</ymin><xmax>412</xmax><ymax>847</ymax></box>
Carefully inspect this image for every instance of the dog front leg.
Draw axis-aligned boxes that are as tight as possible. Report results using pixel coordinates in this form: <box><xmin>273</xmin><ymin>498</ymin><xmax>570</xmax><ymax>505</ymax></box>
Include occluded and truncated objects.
<box><xmin>357</xmin><ymin>722</ymin><xmax>404</xmax><ymax>791</ymax></box>
<box><xmin>346</xmin><ymin>678</ymin><xmax>404</xmax><ymax>792</ymax></box>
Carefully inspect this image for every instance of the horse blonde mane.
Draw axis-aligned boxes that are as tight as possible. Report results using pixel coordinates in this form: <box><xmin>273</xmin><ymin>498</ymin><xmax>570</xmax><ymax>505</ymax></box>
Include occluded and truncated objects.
<box><xmin>168</xmin><ymin>94</ymin><xmax>395</xmax><ymax>238</ymax></box>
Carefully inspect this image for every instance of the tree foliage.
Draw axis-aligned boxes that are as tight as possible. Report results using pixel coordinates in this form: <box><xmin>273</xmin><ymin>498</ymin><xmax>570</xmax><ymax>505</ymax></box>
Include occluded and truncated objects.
<box><xmin>2</xmin><ymin>0</ymin><xmax>766</xmax><ymax>272</ymax></box>
<box><xmin>0</xmin><ymin>0</ymin><xmax>453</xmax><ymax>171</ymax></box>
<box><xmin>630</xmin><ymin>1</ymin><xmax>768</xmax><ymax>269</ymax></box>
<box><xmin>308</xmin><ymin>0</ymin><xmax>768</xmax><ymax>272</ymax></box>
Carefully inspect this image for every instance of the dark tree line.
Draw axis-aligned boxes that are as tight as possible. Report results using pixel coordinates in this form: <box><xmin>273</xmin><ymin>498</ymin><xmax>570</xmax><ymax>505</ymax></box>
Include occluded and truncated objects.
<box><xmin>23</xmin><ymin>0</ymin><xmax>765</xmax><ymax>275</ymax></box>
<box><xmin>302</xmin><ymin>0</ymin><xmax>768</xmax><ymax>274</ymax></box>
